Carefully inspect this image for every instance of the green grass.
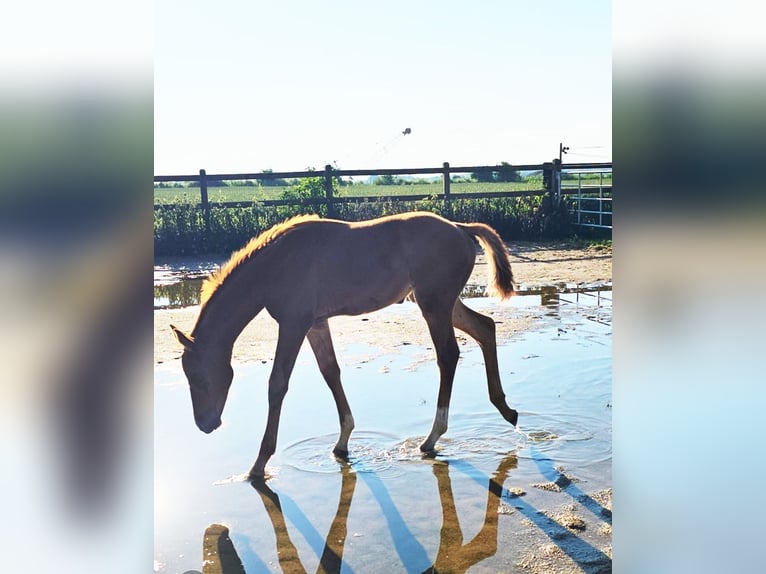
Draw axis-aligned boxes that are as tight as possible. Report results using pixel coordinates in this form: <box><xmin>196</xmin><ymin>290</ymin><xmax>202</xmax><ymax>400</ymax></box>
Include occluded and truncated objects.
<box><xmin>587</xmin><ymin>238</ymin><xmax>612</xmax><ymax>250</ymax></box>
<box><xmin>153</xmin><ymin>180</ymin><xmax>554</xmax><ymax>205</ymax></box>
<box><xmin>561</xmin><ymin>174</ymin><xmax>613</xmax><ymax>190</ymax></box>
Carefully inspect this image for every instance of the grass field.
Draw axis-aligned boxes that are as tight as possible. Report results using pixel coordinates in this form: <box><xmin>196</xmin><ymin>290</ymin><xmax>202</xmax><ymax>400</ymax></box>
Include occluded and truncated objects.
<box><xmin>153</xmin><ymin>181</ymin><xmax>540</xmax><ymax>205</ymax></box>
<box><xmin>154</xmin><ymin>175</ymin><xmax>611</xmax><ymax>205</ymax></box>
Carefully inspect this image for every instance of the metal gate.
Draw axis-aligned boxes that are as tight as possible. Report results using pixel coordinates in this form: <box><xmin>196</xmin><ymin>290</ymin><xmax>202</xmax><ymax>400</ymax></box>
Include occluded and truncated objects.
<box><xmin>560</xmin><ymin>165</ymin><xmax>612</xmax><ymax>230</ymax></box>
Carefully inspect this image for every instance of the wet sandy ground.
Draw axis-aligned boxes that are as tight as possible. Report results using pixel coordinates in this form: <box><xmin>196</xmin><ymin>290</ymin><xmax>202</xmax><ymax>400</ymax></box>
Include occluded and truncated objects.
<box><xmin>155</xmin><ymin>295</ymin><xmax>612</xmax><ymax>573</ymax></box>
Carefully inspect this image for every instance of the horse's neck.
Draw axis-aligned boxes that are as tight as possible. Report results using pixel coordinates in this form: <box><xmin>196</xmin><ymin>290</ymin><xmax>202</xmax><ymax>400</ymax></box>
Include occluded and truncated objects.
<box><xmin>192</xmin><ymin>278</ymin><xmax>263</xmax><ymax>349</ymax></box>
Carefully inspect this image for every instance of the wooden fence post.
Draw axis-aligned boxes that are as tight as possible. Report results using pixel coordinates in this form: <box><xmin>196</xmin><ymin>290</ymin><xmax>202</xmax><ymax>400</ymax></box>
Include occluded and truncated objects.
<box><xmin>200</xmin><ymin>169</ymin><xmax>211</xmax><ymax>235</ymax></box>
<box><xmin>552</xmin><ymin>158</ymin><xmax>562</xmax><ymax>201</ymax></box>
<box><xmin>324</xmin><ymin>164</ymin><xmax>336</xmax><ymax>218</ymax></box>
<box><xmin>542</xmin><ymin>162</ymin><xmax>553</xmax><ymax>197</ymax></box>
<box><xmin>442</xmin><ymin>162</ymin><xmax>452</xmax><ymax>216</ymax></box>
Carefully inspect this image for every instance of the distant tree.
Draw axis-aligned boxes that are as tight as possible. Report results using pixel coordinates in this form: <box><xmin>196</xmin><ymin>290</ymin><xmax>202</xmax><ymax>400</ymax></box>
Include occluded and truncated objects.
<box><xmin>374</xmin><ymin>174</ymin><xmax>398</xmax><ymax>185</ymax></box>
<box><xmin>471</xmin><ymin>168</ymin><xmax>495</xmax><ymax>183</ymax></box>
<box><xmin>472</xmin><ymin>162</ymin><xmax>522</xmax><ymax>183</ymax></box>
<box><xmin>494</xmin><ymin>162</ymin><xmax>522</xmax><ymax>182</ymax></box>
<box><xmin>259</xmin><ymin>169</ymin><xmax>288</xmax><ymax>187</ymax></box>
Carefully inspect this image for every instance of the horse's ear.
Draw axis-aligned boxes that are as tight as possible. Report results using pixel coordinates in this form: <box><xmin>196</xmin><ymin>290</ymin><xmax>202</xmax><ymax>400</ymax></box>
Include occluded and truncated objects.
<box><xmin>170</xmin><ymin>324</ymin><xmax>195</xmax><ymax>350</ymax></box>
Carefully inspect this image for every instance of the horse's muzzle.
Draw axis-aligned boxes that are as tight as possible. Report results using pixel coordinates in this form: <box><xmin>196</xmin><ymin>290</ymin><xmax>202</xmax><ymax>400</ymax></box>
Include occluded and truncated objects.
<box><xmin>196</xmin><ymin>415</ymin><xmax>222</xmax><ymax>434</ymax></box>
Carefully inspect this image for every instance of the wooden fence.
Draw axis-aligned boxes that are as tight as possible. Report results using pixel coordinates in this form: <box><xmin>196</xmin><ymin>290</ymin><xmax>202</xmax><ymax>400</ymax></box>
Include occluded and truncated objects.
<box><xmin>154</xmin><ymin>160</ymin><xmax>612</xmax><ymax>231</ymax></box>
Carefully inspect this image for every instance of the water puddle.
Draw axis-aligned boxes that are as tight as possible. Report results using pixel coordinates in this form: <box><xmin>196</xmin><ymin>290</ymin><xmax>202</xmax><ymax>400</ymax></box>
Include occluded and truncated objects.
<box><xmin>516</xmin><ymin>412</ymin><xmax>612</xmax><ymax>466</ymax></box>
<box><xmin>155</xmin><ymin>289</ymin><xmax>611</xmax><ymax>573</ymax></box>
<box><xmin>154</xmin><ymin>277</ymin><xmax>204</xmax><ymax>309</ymax></box>
<box><xmin>154</xmin><ymin>263</ymin><xmax>611</xmax><ymax>309</ymax></box>
<box><xmin>153</xmin><ymin>258</ymin><xmax>220</xmax><ymax>309</ymax></box>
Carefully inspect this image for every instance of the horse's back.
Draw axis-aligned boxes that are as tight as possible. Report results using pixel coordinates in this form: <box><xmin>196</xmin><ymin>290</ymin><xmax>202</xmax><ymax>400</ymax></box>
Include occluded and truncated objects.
<box><xmin>263</xmin><ymin>216</ymin><xmax>411</xmax><ymax>317</ymax></box>
<box><xmin>349</xmin><ymin>211</ymin><xmax>475</xmax><ymax>254</ymax></box>
<box><xmin>349</xmin><ymin>212</ymin><xmax>477</xmax><ymax>302</ymax></box>
<box><xmin>274</xmin><ymin>213</ymin><xmax>476</xmax><ymax>317</ymax></box>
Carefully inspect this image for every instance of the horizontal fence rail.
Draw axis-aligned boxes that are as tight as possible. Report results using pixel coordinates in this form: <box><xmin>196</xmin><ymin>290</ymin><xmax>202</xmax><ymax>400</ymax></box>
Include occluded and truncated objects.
<box><xmin>154</xmin><ymin>160</ymin><xmax>612</xmax><ymax>230</ymax></box>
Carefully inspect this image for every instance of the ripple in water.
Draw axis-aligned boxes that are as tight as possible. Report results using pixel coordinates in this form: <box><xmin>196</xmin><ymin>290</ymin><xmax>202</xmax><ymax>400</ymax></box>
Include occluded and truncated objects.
<box><xmin>281</xmin><ymin>416</ymin><xmax>529</xmax><ymax>477</ymax></box>
<box><xmin>213</xmin><ymin>472</ymin><xmax>255</xmax><ymax>485</ymax></box>
<box><xmin>420</xmin><ymin>415</ymin><xmax>529</xmax><ymax>463</ymax></box>
<box><xmin>280</xmin><ymin>412</ymin><xmax>610</xmax><ymax>477</ymax></box>
<box><xmin>282</xmin><ymin>431</ymin><xmax>405</xmax><ymax>478</ymax></box>
<box><xmin>515</xmin><ymin>411</ymin><xmax>611</xmax><ymax>465</ymax></box>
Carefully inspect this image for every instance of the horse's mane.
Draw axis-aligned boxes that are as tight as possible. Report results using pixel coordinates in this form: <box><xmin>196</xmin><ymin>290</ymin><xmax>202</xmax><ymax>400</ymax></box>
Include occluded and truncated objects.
<box><xmin>199</xmin><ymin>214</ymin><xmax>320</xmax><ymax>307</ymax></box>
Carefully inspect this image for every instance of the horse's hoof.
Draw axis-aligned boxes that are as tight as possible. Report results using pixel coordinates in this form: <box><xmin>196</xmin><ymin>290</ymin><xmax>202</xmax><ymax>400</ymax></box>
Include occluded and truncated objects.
<box><xmin>332</xmin><ymin>447</ymin><xmax>350</xmax><ymax>461</ymax></box>
<box><xmin>502</xmin><ymin>408</ymin><xmax>518</xmax><ymax>426</ymax></box>
<box><xmin>247</xmin><ymin>469</ymin><xmax>267</xmax><ymax>484</ymax></box>
<box><xmin>420</xmin><ymin>443</ymin><xmax>436</xmax><ymax>458</ymax></box>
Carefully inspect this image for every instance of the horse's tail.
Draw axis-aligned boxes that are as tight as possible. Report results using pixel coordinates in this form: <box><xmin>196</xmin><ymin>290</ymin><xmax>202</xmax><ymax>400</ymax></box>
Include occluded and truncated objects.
<box><xmin>458</xmin><ymin>222</ymin><xmax>515</xmax><ymax>299</ymax></box>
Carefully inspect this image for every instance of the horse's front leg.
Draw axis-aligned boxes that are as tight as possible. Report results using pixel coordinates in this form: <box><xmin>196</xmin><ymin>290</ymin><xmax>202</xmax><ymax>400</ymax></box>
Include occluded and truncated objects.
<box><xmin>249</xmin><ymin>323</ymin><xmax>308</xmax><ymax>481</ymax></box>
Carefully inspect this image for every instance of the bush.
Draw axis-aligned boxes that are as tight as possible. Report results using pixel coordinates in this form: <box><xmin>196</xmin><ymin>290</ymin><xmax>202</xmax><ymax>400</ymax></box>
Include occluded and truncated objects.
<box><xmin>153</xmin><ymin>193</ymin><xmax>574</xmax><ymax>257</ymax></box>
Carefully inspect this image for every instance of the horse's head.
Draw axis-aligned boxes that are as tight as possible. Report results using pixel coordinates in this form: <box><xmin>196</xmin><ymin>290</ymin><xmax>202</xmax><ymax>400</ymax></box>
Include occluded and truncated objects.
<box><xmin>171</xmin><ymin>325</ymin><xmax>233</xmax><ymax>434</ymax></box>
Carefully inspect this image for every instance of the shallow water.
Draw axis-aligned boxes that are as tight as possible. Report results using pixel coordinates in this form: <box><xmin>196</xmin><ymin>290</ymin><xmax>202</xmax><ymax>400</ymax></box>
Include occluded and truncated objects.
<box><xmin>154</xmin><ymin>293</ymin><xmax>611</xmax><ymax>572</ymax></box>
<box><xmin>154</xmin><ymin>260</ymin><xmax>611</xmax><ymax>309</ymax></box>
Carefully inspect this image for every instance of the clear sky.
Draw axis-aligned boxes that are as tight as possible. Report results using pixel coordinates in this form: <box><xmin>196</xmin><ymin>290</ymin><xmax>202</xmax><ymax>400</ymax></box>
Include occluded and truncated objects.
<box><xmin>155</xmin><ymin>1</ymin><xmax>611</xmax><ymax>175</ymax></box>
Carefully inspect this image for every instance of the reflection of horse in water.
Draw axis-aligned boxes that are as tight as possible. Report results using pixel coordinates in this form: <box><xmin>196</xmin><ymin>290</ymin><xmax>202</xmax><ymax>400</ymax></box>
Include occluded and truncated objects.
<box><xmin>199</xmin><ymin>454</ymin><xmax>518</xmax><ymax>574</ymax></box>
<box><xmin>200</xmin><ymin>524</ymin><xmax>245</xmax><ymax>574</ymax></box>
<box><xmin>172</xmin><ymin>212</ymin><xmax>519</xmax><ymax>479</ymax></box>
<box><xmin>426</xmin><ymin>456</ymin><xmax>517</xmax><ymax>573</ymax></box>
<box><xmin>252</xmin><ymin>465</ymin><xmax>357</xmax><ymax>574</ymax></box>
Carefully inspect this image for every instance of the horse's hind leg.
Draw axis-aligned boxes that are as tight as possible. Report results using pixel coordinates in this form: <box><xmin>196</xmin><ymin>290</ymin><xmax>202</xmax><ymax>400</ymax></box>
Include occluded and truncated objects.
<box><xmin>419</xmin><ymin>305</ymin><xmax>461</xmax><ymax>453</ymax></box>
<box><xmin>307</xmin><ymin>318</ymin><xmax>355</xmax><ymax>458</ymax></box>
<box><xmin>452</xmin><ymin>299</ymin><xmax>518</xmax><ymax>426</ymax></box>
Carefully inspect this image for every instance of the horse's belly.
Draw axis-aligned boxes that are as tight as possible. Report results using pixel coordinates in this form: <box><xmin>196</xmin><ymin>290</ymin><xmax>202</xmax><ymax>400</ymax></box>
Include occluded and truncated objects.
<box><xmin>320</xmin><ymin>279</ymin><xmax>412</xmax><ymax>317</ymax></box>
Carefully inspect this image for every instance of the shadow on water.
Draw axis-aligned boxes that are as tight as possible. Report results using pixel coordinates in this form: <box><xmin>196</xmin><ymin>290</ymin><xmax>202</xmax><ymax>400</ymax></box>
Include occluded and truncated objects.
<box><xmin>450</xmin><ymin>457</ymin><xmax>611</xmax><ymax>573</ymax></box>
<box><xmin>189</xmin><ymin>452</ymin><xmax>610</xmax><ymax>574</ymax></box>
